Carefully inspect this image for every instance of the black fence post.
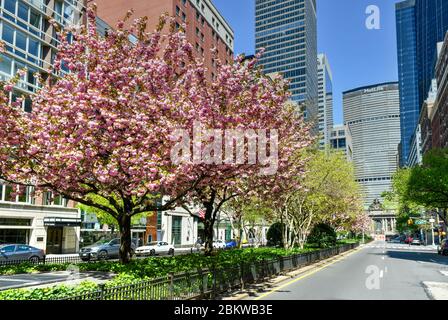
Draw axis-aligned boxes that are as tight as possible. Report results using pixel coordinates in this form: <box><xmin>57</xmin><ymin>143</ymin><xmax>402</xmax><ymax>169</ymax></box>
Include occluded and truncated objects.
<box><xmin>98</xmin><ymin>283</ymin><xmax>105</xmax><ymax>300</ymax></box>
<box><xmin>212</xmin><ymin>267</ymin><xmax>217</xmax><ymax>300</ymax></box>
<box><xmin>169</xmin><ymin>273</ymin><xmax>174</xmax><ymax>300</ymax></box>
<box><xmin>240</xmin><ymin>262</ymin><xmax>244</xmax><ymax>290</ymax></box>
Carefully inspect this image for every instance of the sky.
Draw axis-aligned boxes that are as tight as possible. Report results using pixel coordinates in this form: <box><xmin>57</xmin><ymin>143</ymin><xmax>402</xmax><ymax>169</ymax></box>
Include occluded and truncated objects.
<box><xmin>213</xmin><ymin>0</ymin><xmax>400</xmax><ymax>124</ymax></box>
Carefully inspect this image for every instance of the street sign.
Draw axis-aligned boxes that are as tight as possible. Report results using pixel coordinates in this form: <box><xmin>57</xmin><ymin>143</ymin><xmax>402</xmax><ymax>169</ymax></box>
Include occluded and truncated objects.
<box><xmin>429</xmin><ymin>219</ymin><xmax>435</xmax><ymax>223</ymax></box>
<box><xmin>415</xmin><ymin>220</ymin><xmax>426</xmax><ymax>225</ymax></box>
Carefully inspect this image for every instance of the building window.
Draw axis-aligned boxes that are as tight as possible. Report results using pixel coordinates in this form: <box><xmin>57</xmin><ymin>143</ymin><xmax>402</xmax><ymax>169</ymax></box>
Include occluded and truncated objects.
<box><xmin>0</xmin><ymin>184</ymin><xmax>34</xmax><ymax>204</ymax></box>
<box><xmin>0</xmin><ymin>218</ymin><xmax>31</xmax><ymax>226</ymax></box>
<box><xmin>172</xmin><ymin>216</ymin><xmax>182</xmax><ymax>245</ymax></box>
<box><xmin>4</xmin><ymin>0</ymin><xmax>16</xmax><ymax>14</ymax></box>
<box><xmin>54</xmin><ymin>1</ymin><xmax>63</xmax><ymax>23</ymax></box>
<box><xmin>43</xmin><ymin>192</ymin><xmax>67</xmax><ymax>207</ymax></box>
<box><xmin>182</xmin><ymin>0</ymin><xmax>187</xmax><ymax>6</ymax></box>
<box><xmin>181</xmin><ymin>12</ymin><xmax>186</xmax><ymax>22</ymax></box>
<box><xmin>176</xmin><ymin>5</ymin><xmax>180</xmax><ymax>16</ymax></box>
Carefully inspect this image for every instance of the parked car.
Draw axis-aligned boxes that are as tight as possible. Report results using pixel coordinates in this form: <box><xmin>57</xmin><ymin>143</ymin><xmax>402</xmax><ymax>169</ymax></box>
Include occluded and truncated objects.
<box><xmin>213</xmin><ymin>240</ymin><xmax>226</xmax><ymax>249</ymax></box>
<box><xmin>411</xmin><ymin>238</ymin><xmax>422</xmax><ymax>246</ymax></box>
<box><xmin>386</xmin><ymin>234</ymin><xmax>399</xmax><ymax>242</ymax></box>
<box><xmin>0</xmin><ymin>244</ymin><xmax>45</xmax><ymax>263</ymax></box>
<box><xmin>79</xmin><ymin>238</ymin><xmax>136</xmax><ymax>261</ymax></box>
<box><xmin>225</xmin><ymin>239</ymin><xmax>238</xmax><ymax>249</ymax></box>
<box><xmin>390</xmin><ymin>237</ymin><xmax>402</xmax><ymax>244</ymax></box>
<box><xmin>135</xmin><ymin>241</ymin><xmax>174</xmax><ymax>257</ymax></box>
<box><xmin>437</xmin><ymin>239</ymin><xmax>448</xmax><ymax>256</ymax></box>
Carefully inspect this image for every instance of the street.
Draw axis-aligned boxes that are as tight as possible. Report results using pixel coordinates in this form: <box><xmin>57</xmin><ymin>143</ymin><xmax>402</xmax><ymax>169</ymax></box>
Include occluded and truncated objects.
<box><xmin>249</xmin><ymin>241</ymin><xmax>448</xmax><ymax>300</ymax></box>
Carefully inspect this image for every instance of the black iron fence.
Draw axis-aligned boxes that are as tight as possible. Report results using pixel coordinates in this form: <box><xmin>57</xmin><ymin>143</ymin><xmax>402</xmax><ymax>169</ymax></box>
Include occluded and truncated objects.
<box><xmin>0</xmin><ymin>247</ymin><xmax>203</xmax><ymax>267</ymax></box>
<box><xmin>0</xmin><ymin>255</ymin><xmax>86</xmax><ymax>266</ymax></box>
<box><xmin>58</xmin><ymin>242</ymin><xmax>359</xmax><ymax>300</ymax></box>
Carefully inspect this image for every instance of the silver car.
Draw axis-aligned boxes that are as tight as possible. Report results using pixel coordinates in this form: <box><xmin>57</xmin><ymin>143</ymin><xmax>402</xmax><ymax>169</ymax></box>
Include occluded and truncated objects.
<box><xmin>79</xmin><ymin>238</ymin><xmax>136</xmax><ymax>261</ymax></box>
<box><xmin>0</xmin><ymin>244</ymin><xmax>45</xmax><ymax>263</ymax></box>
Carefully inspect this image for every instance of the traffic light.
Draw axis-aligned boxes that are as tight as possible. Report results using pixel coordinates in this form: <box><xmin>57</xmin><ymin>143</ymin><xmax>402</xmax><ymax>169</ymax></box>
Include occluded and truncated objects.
<box><xmin>408</xmin><ymin>219</ymin><xmax>413</xmax><ymax>225</ymax></box>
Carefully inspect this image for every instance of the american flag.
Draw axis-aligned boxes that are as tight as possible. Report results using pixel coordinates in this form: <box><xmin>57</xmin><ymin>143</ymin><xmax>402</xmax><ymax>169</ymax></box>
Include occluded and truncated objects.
<box><xmin>198</xmin><ymin>210</ymin><xmax>205</xmax><ymax>220</ymax></box>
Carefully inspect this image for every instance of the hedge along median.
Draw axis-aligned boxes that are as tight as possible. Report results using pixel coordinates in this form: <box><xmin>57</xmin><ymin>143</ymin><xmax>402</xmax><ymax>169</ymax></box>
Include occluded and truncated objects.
<box><xmin>0</xmin><ymin>244</ymin><xmax>359</xmax><ymax>300</ymax></box>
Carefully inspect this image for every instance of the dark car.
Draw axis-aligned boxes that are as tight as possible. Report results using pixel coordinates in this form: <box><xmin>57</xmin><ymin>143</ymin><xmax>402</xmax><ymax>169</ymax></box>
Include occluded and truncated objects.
<box><xmin>79</xmin><ymin>238</ymin><xmax>137</xmax><ymax>261</ymax></box>
<box><xmin>438</xmin><ymin>239</ymin><xmax>448</xmax><ymax>256</ymax></box>
<box><xmin>225</xmin><ymin>240</ymin><xmax>237</xmax><ymax>249</ymax></box>
<box><xmin>0</xmin><ymin>244</ymin><xmax>45</xmax><ymax>263</ymax></box>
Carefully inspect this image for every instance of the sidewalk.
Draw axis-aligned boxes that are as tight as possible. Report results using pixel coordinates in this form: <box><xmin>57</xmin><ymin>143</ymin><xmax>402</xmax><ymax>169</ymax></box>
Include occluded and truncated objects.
<box><xmin>0</xmin><ymin>271</ymin><xmax>115</xmax><ymax>291</ymax></box>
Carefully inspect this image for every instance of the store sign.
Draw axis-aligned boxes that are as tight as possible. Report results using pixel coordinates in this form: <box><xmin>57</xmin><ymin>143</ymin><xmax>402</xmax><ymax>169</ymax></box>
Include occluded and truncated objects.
<box><xmin>43</xmin><ymin>217</ymin><xmax>82</xmax><ymax>227</ymax></box>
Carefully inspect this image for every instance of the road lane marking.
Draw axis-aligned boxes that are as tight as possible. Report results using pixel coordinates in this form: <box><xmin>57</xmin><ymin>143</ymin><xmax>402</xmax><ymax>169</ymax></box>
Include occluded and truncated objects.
<box><xmin>380</xmin><ymin>270</ymin><xmax>384</xmax><ymax>278</ymax></box>
<box><xmin>0</xmin><ymin>278</ymin><xmax>30</xmax><ymax>282</ymax></box>
<box><xmin>440</xmin><ymin>271</ymin><xmax>448</xmax><ymax>276</ymax></box>
<box><xmin>253</xmin><ymin>247</ymin><xmax>363</xmax><ymax>300</ymax></box>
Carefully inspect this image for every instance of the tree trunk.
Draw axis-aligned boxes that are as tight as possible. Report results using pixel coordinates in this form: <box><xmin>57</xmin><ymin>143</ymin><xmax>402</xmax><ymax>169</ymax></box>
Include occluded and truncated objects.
<box><xmin>118</xmin><ymin>214</ymin><xmax>132</xmax><ymax>264</ymax></box>
<box><xmin>203</xmin><ymin>203</ymin><xmax>215</xmax><ymax>256</ymax></box>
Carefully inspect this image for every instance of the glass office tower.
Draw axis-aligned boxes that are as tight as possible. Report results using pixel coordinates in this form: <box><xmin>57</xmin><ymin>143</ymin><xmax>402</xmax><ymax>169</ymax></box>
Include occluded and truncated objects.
<box><xmin>396</xmin><ymin>0</ymin><xmax>419</xmax><ymax>167</ymax></box>
<box><xmin>255</xmin><ymin>0</ymin><xmax>318</xmax><ymax>133</ymax></box>
<box><xmin>395</xmin><ymin>0</ymin><xmax>448</xmax><ymax>167</ymax></box>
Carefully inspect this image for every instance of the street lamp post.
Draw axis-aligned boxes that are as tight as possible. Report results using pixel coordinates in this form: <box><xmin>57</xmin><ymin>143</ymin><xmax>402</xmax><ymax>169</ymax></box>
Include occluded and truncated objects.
<box><xmin>429</xmin><ymin>218</ymin><xmax>435</xmax><ymax>246</ymax></box>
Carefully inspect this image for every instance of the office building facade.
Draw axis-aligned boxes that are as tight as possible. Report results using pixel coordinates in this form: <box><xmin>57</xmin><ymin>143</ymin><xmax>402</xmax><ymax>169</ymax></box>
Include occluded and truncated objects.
<box><xmin>343</xmin><ymin>83</ymin><xmax>401</xmax><ymax>208</ymax></box>
<box><xmin>395</xmin><ymin>0</ymin><xmax>448</xmax><ymax>166</ymax></box>
<box><xmin>432</xmin><ymin>32</ymin><xmax>448</xmax><ymax>149</ymax></box>
<box><xmin>329</xmin><ymin>124</ymin><xmax>352</xmax><ymax>161</ymax></box>
<box><xmin>95</xmin><ymin>0</ymin><xmax>234</xmax><ymax>82</ymax></box>
<box><xmin>317</xmin><ymin>53</ymin><xmax>333</xmax><ymax>147</ymax></box>
<box><xmin>255</xmin><ymin>0</ymin><xmax>318</xmax><ymax>133</ymax></box>
<box><xmin>0</xmin><ymin>0</ymin><xmax>87</xmax><ymax>253</ymax></box>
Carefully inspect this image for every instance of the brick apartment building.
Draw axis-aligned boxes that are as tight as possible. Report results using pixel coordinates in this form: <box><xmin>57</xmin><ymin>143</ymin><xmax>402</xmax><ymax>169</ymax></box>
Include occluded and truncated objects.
<box><xmin>95</xmin><ymin>0</ymin><xmax>234</xmax><ymax>81</ymax></box>
<box><xmin>432</xmin><ymin>32</ymin><xmax>448</xmax><ymax>149</ymax></box>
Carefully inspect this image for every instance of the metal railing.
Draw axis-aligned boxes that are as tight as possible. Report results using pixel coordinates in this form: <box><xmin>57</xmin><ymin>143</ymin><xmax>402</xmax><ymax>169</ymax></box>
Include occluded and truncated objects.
<box><xmin>0</xmin><ymin>247</ymin><xmax>205</xmax><ymax>267</ymax></box>
<box><xmin>0</xmin><ymin>255</ymin><xmax>85</xmax><ymax>266</ymax></box>
<box><xmin>57</xmin><ymin>243</ymin><xmax>359</xmax><ymax>300</ymax></box>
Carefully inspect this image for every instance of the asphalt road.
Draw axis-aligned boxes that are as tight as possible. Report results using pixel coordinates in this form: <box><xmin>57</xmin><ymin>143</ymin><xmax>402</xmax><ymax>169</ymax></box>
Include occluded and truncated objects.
<box><xmin>250</xmin><ymin>241</ymin><xmax>448</xmax><ymax>300</ymax></box>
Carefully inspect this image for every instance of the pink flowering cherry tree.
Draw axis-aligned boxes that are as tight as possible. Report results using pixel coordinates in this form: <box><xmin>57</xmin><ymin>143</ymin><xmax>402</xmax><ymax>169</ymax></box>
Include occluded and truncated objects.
<box><xmin>0</xmin><ymin>5</ymin><xmax>313</xmax><ymax>261</ymax></box>
<box><xmin>0</xmin><ymin>9</ymin><xmax>206</xmax><ymax>263</ymax></box>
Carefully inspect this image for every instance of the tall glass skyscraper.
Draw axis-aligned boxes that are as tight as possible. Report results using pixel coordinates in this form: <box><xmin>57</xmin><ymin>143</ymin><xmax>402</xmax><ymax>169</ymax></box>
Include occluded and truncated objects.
<box><xmin>396</xmin><ymin>0</ymin><xmax>419</xmax><ymax>167</ymax></box>
<box><xmin>317</xmin><ymin>53</ymin><xmax>333</xmax><ymax>147</ymax></box>
<box><xmin>343</xmin><ymin>82</ymin><xmax>401</xmax><ymax>208</ymax></box>
<box><xmin>255</xmin><ymin>0</ymin><xmax>318</xmax><ymax>133</ymax></box>
<box><xmin>396</xmin><ymin>0</ymin><xmax>448</xmax><ymax>167</ymax></box>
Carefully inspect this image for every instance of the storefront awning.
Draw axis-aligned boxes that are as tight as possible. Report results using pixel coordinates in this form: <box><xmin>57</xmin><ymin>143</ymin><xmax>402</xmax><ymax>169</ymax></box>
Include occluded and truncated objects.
<box><xmin>44</xmin><ymin>217</ymin><xmax>82</xmax><ymax>227</ymax></box>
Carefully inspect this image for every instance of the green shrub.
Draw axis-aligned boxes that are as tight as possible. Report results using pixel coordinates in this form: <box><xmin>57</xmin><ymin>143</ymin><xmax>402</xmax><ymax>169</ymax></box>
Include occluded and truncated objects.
<box><xmin>266</xmin><ymin>222</ymin><xmax>286</xmax><ymax>247</ymax></box>
<box><xmin>0</xmin><ymin>244</ymin><xmax>358</xmax><ymax>300</ymax></box>
<box><xmin>307</xmin><ymin>223</ymin><xmax>337</xmax><ymax>248</ymax></box>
